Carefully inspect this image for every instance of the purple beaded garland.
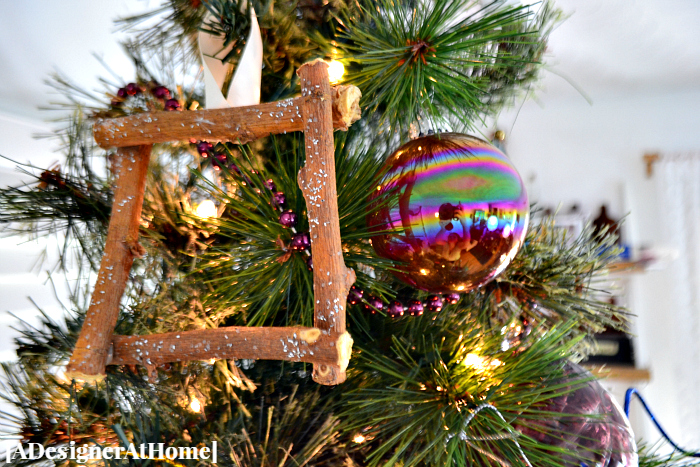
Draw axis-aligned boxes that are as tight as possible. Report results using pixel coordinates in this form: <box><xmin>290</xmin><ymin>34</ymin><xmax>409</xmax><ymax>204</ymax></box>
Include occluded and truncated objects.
<box><xmin>425</xmin><ymin>295</ymin><xmax>444</xmax><ymax>312</ymax></box>
<box><xmin>387</xmin><ymin>301</ymin><xmax>405</xmax><ymax>318</ymax></box>
<box><xmin>279</xmin><ymin>210</ymin><xmax>298</xmax><ymax>229</ymax></box>
<box><xmin>348</xmin><ymin>285</ymin><xmax>363</xmax><ymax>305</ymax></box>
<box><xmin>114</xmin><ymin>83</ymin><xmax>175</xmax><ymax>110</ymax></box>
<box><xmin>408</xmin><ymin>299</ymin><xmax>424</xmax><ymax>316</ymax></box>
<box><xmin>164</xmin><ymin>99</ymin><xmax>181</xmax><ymax>111</ymax></box>
<box><xmin>273</xmin><ymin>192</ymin><xmax>286</xmax><ymax>208</ymax></box>
<box><xmin>125</xmin><ymin>83</ymin><xmax>142</xmax><ymax>96</ymax></box>
<box><xmin>152</xmin><ymin>85</ymin><xmax>171</xmax><ymax>99</ymax></box>
<box><xmin>370</xmin><ymin>296</ymin><xmax>384</xmax><ymax>310</ymax></box>
<box><xmin>366</xmin><ymin>296</ymin><xmax>383</xmax><ymax>314</ymax></box>
<box><xmin>445</xmin><ymin>293</ymin><xmax>461</xmax><ymax>305</ymax></box>
<box><xmin>211</xmin><ymin>153</ymin><xmax>228</xmax><ymax>171</ymax></box>
<box><xmin>290</xmin><ymin>232</ymin><xmax>310</xmax><ymax>251</ymax></box>
<box><xmin>264</xmin><ymin>179</ymin><xmax>276</xmax><ymax>191</ymax></box>
<box><xmin>197</xmin><ymin>141</ymin><xmax>213</xmax><ymax>156</ymax></box>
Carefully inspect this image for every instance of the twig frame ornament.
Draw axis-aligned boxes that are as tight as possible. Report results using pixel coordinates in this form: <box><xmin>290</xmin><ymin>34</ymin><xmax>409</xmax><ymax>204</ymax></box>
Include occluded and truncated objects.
<box><xmin>66</xmin><ymin>61</ymin><xmax>361</xmax><ymax>386</ymax></box>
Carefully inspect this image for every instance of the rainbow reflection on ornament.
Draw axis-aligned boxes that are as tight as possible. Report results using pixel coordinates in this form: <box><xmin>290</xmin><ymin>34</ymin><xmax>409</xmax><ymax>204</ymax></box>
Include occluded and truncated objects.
<box><xmin>368</xmin><ymin>133</ymin><xmax>529</xmax><ymax>293</ymax></box>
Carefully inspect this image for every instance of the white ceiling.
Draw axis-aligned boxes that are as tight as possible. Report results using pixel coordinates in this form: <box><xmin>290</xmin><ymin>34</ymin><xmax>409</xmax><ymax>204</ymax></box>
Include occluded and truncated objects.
<box><xmin>1</xmin><ymin>0</ymin><xmax>700</xmax><ymax>121</ymax></box>
<box><xmin>541</xmin><ymin>0</ymin><xmax>700</xmax><ymax>99</ymax></box>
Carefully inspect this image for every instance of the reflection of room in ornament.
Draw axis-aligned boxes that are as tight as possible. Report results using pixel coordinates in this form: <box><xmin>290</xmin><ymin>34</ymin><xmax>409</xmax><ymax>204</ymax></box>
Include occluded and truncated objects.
<box><xmin>368</xmin><ymin>133</ymin><xmax>529</xmax><ymax>293</ymax></box>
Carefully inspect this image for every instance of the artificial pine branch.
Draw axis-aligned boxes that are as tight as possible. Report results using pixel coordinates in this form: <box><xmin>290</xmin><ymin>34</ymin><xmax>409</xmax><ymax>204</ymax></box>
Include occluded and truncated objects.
<box><xmin>223</xmin><ymin>385</ymin><xmax>354</xmax><ymax>466</ymax></box>
<box><xmin>2</xmin><ymin>305</ymin><xmax>261</xmax><ymax>465</ymax></box>
<box><xmin>0</xmin><ymin>113</ymin><xmax>111</xmax><ymax>273</ymax></box>
<box><xmin>115</xmin><ymin>0</ymin><xmax>208</xmax><ymax>65</ymax></box>
<box><xmin>0</xmin><ymin>364</ymin><xmax>119</xmax><ymax>465</ymax></box>
<box><xmin>638</xmin><ymin>443</ymin><xmax>700</xmax><ymax>467</ymax></box>
<box><xmin>193</xmin><ymin>133</ymin><xmax>396</xmax><ymax>327</ymax></box>
<box><xmin>455</xmin><ymin>216</ymin><xmax>629</xmax><ymax>334</ymax></box>
<box><xmin>341</xmin><ymin>321</ymin><xmax>591</xmax><ymax>467</ymax></box>
<box><xmin>336</xmin><ymin>0</ymin><xmax>561</xmax><ymax>134</ymax></box>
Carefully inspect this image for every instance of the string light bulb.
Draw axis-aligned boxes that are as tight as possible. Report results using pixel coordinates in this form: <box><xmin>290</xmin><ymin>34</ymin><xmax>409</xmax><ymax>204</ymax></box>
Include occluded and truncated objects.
<box><xmin>463</xmin><ymin>353</ymin><xmax>503</xmax><ymax>374</ymax></box>
<box><xmin>353</xmin><ymin>434</ymin><xmax>366</xmax><ymax>444</ymax></box>
<box><xmin>194</xmin><ymin>199</ymin><xmax>218</xmax><ymax>219</ymax></box>
<box><xmin>189</xmin><ymin>397</ymin><xmax>202</xmax><ymax>413</ymax></box>
<box><xmin>327</xmin><ymin>60</ymin><xmax>345</xmax><ymax>84</ymax></box>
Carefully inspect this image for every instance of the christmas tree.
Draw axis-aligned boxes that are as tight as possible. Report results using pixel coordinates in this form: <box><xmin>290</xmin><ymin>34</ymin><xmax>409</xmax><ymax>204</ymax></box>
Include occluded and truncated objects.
<box><xmin>0</xmin><ymin>0</ymin><xmax>690</xmax><ymax>465</ymax></box>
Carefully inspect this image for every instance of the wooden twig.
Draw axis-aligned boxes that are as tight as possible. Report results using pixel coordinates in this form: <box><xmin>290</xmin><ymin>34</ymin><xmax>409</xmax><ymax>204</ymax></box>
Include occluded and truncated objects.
<box><xmin>297</xmin><ymin>61</ymin><xmax>356</xmax><ymax>385</ymax></box>
<box><xmin>66</xmin><ymin>145</ymin><xmax>152</xmax><ymax>381</ymax></box>
<box><xmin>93</xmin><ymin>85</ymin><xmax>361</xmax><ymax>148</ymax></box>
<box><xmin>110</xmin><ymin>326</ymin><xmax>353</xmax><ymax>372</ymax></box>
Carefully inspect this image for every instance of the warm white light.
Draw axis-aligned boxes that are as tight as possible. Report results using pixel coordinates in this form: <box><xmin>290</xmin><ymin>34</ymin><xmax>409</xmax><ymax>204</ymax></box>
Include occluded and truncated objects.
<box><xmin>420</xmin><ymin>268</ymin><xmax>429</xmax><ymax>275</ymax></box>
<box><xmin>353</xmin><ymin>434</ymin><xmax>366</xmax><ymax>444</ymax></box>
<box><xmin>464</xmin><ymin>353</ymin><xmax>503</xmax><ymax>373</ymax></box>
<box><xmin>464</xmin><ymin>353</ymin><xmax>488</xmax><ymax>370</ymax></box>
<box><xmin>194</xmin><ymin>199</ymin><xmax>218</xmax><ymax>219</ymax></box>
<box><xmin>327</xmin><ymin>60</ymin><xmax>345</xmax><ymax>84</ymax></box>
<box><xmin>189</xmin><ymin>398</ymin><xmax>202</xmax><ymax>413</ymax></box>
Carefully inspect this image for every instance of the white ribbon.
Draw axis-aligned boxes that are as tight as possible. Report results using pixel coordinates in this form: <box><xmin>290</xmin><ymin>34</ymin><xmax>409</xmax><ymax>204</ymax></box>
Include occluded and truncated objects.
<box><xmin>198</xmin><ymin>4</ymin><xmax>263</xmax><ymax>109</ymax></box>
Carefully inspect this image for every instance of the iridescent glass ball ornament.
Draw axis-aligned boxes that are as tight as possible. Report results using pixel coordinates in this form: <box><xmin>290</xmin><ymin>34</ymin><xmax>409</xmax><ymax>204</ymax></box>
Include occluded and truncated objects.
<box><xmin>516</xmin><ymin>361</ymin><xmax>638</xmax><ymax>467</ymax></box>
<box><xmin>367</xmin><ymin>133</ymin><xmax>529</xmax><ymax>293</ymax></box>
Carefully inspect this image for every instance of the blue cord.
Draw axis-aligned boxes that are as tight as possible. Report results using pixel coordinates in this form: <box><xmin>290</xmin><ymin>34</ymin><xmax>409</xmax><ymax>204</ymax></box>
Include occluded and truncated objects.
<box><xmin>625</xmin><ymin>388</ymin><xmax>700</xmax><ymax>458</ymax></box>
